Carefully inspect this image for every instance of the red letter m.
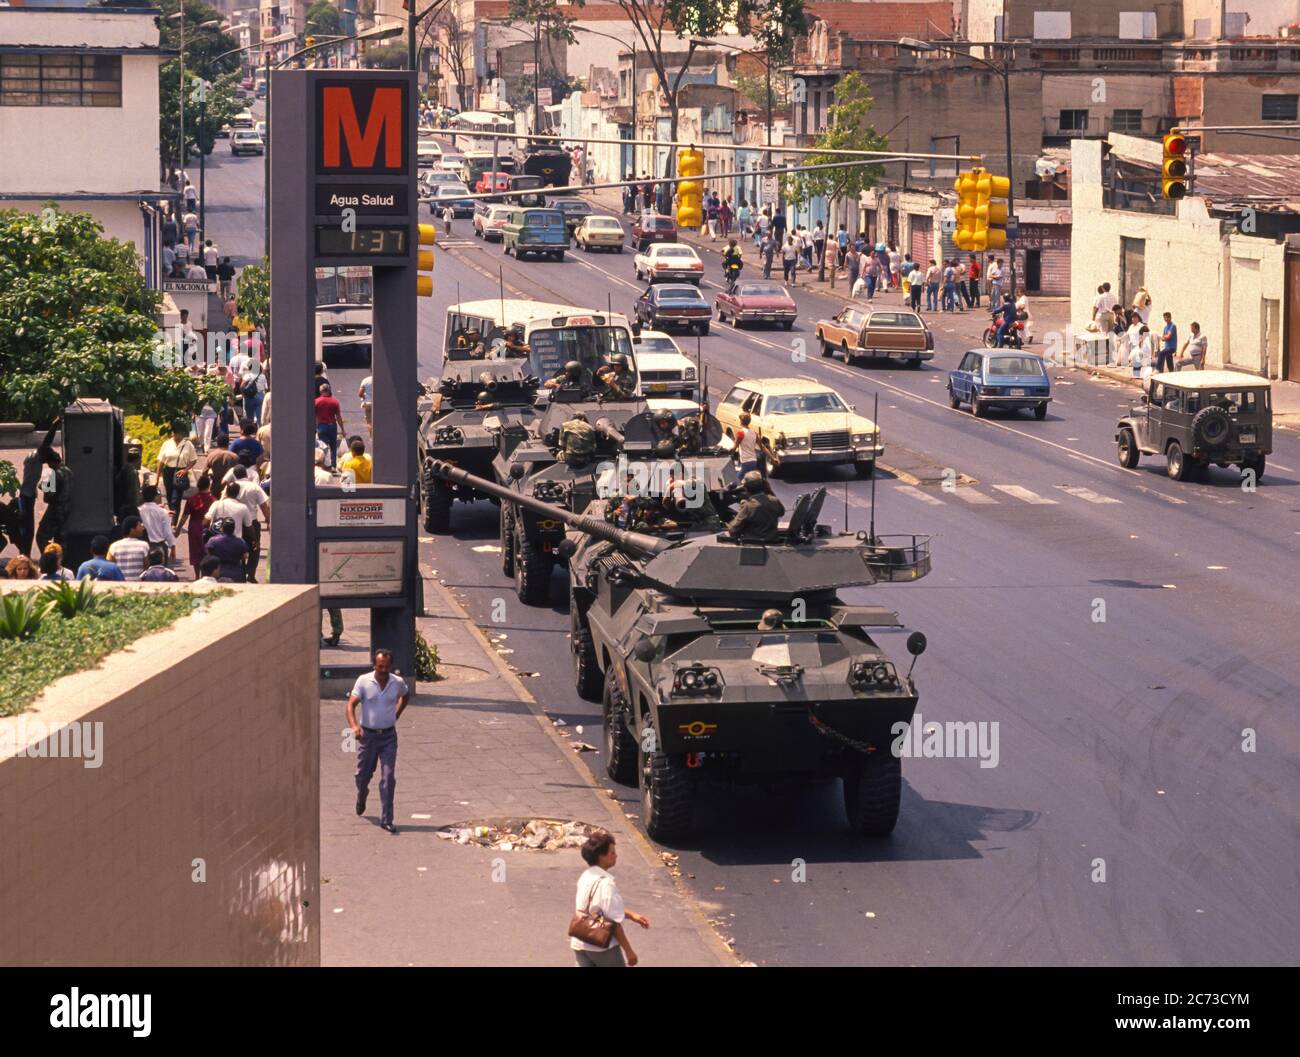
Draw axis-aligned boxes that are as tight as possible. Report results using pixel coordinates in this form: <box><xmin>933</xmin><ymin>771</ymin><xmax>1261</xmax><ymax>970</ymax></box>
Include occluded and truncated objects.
<box><xmin>321</xmin><ymin>86</ymin><xmax>403</xmax><ymax>169</ymax></box>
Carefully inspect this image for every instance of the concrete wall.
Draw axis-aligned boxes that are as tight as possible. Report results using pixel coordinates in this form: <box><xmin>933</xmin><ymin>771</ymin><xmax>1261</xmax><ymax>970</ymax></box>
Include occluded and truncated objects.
<box><xmin>0</xmin><ymin>583</ymin><xmax>321</xmax><ymax>966</ymax></box>
<box><xmin>1007</xmin><ymin>0</ymin><xmax>1185</xmax><ymax>40</ymax></box>
<box><xmin>2</xmin><ymin>198</ymin><xmax>148</xmax><ymax>262</ymax></box>
<box><xmin>0</xmin><ymin>52</ymin><xmax>160</xmax><ymax>195</ymax></box>
<box><xmin>1200</xmin><ymin>74</ymin><xmax>1300</xmax><ymax>155</ymax></box>
<box><xmin>1069</xmin><ymin>137</ymin><xmax>1285</xmax><ymax>375</ymax></box>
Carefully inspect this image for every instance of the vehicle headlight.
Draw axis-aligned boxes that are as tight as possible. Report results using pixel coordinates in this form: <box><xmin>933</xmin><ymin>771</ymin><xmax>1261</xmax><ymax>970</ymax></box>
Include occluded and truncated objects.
<box><xmin>849</xmin><ymin>661</ymin><xmax>898</xmax><ymax>691</ymax></box>
<box><xmin>851</xmin><ymin>433</ymin><xmax>868</xmax><ymax>445</ymax></box>
<box><xmin>672</xmin><ymin>665</ymin><xmax>722</xmax><ymax>696</ymax></box>
<box><xmin>786</xmin><ymin>437</ymin><xmax>809</xmax><ymax>450</ymax></box>
<box><xmin>533</xmin><ymin>480</ymin><xmax>566</xmax><ymax>502</ymax></box>
<box><xmin>434</xmin><ymin>426</ymin><xmax>464</xmax><ymax>444</ymax></box>
<box><xmin>684</xmin><ymin>367</ymin><xmax>697</xmax><ymax>380</ymax></box>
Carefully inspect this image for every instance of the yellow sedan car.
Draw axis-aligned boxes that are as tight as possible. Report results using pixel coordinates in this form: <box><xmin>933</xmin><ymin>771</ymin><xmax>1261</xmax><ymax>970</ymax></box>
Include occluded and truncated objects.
<box><xmin>574</xmin><ymin>215</ymin><xmax>626</xmax><ymax>253</ymax></box>
<box><xmin>715</xmin><ymin>377</ymin><xmax>884</xmax><ymax>477</ymax></box>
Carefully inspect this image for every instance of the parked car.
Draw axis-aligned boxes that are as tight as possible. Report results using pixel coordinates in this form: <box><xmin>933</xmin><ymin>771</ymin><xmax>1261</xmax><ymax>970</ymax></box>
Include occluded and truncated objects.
<box><xmin>632</xmin><ymin>284</ymin><xmax>710</xmax><ymax>335</ymax></box>
<box><xmin>550</xmin><ymin>196</ymin><xmax>593</xmax><ymax>232</ymax></box>
<box><xmin>947</xmin><ymin>350</ymin><xmax>1052</xmax><ymax>419</ymax></box>
<box><xmin>634</xmin><ymin>243</ymin><xmax>704</xmax><ymax>284</ymax></box>
<box><xmin>473</xmin><ymin>203</ymin><xmax>513</xmax><ymax>241</ymax></box>
<box><xmin>475</xmin><ymin>170</ymin><xmax>513</xmax><ymax>197</ymax></box>
<box><xmin>714</xmin><ymin>280</ymin><xmax>798</xmax><ymax>329</ymax></box>
<box><xmin>575</xmin><ymin>215</ymin><xmax>625</xmax><ymax>252</ymax></box>
<box><xmin>816</xmin><ymin>305</ymin><xmax>934</xmax><ymax>367</ymax></box>
<box><xmin>715</xmin><ymin>377</ymin><xmax>883</xmax><ymax>478</ymax></box>
<box><xmin>430</xmin><ymin>181</ymin><xmax>476</xmax><ymax>218</ymax></box>
<box><xmin>501</xmin><ymin>207</ymin><xmax>568</xmax><ymax>260</ymax></box>
<box><xmin>631</xmin><ymin>213</ymin><xmax>677</xmax><ymax>251</ymax></box>
<box><xmin>1116</xmin><ymin>371</ymin><xmax>1271</xmax><ymax>481</ymax></box>
<box><xmin>230</xmin><ymin>130</ymin><xmax>264</xmax><ymax>156</ymax></box>
<box><xmin>631</xmin><ymin>329</ymin><xmax>697</xmax><ymax>396</ymax></box>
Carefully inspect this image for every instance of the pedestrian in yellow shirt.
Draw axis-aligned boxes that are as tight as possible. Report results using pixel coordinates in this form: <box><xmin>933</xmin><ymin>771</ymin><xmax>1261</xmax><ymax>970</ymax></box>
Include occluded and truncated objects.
<box><xmin>340</xmin><ymin>437</ymin><xmax>373</xmax><ymax>485</ymax></box>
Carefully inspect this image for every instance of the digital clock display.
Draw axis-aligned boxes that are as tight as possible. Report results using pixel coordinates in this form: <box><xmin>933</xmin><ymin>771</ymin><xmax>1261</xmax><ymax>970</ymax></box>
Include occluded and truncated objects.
<box><xmin>316</xmin><ymin>226</ymin><xmax>408</xmax><ymax>257</ymax></box>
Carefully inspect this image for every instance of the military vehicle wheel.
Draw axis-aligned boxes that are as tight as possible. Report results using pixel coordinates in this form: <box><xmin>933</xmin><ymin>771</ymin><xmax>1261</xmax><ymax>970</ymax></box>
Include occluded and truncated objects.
<box><xmin>499</xmin><ymin>508</ymin><xmax>515</xmax><ymax>577</ymax></box>
<box><xmin>603</xmin><ymin>673</ymin><xmax>638</xmax><ymax>783</ymax></box>
<box><xmin>638</xmin><ymin>718</ymin><xmax>692</xmax><ymax>840</ymax></box>
<box><xmin>1117</xmin><ymin>427</ymin><xmax>1140</xmax><ymax>468</ymax></box>
<box><xmin>843</xmin><ymin>750</ymin><xmax>902</xmax><ymax>836</ymax></box>
<box><xmin>1242</xmin><ymin>454</ymin><xmax>1265</xmax><ymax>480</ymax></box>
<box><xmin>424</xmin><ymin>480</ymin><xmax>452</xmax><ymax>533</ymax></box>
<box><xmin>572</xmin><ymin>610</ymin><xmax>603</xmax><ymax>701</ymax></box>
<box><xmin>514</xmin><ymin>533</ymin><xmax>551</xmax><ymax>605</ymax></box>
<box><xmin>1166</xmin><ymin>441</ymin><xmax>1192</xmax><ymax>481</ymax></box>
<box><xmin>1033</xmin><ymin>402</ymin><xmax>1048</xmax><ymax>420</ymax></box>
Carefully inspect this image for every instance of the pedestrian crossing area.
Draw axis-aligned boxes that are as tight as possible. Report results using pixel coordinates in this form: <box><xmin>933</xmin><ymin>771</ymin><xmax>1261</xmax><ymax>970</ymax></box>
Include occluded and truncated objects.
<box><xmin>886</xmin><ymin>482</ymin><xmax>1132</xmax><ymax>508</ymax></box>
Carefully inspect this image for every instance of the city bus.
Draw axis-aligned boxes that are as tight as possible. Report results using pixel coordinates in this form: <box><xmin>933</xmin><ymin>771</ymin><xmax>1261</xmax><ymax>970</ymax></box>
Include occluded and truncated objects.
<box><xmin>443</xmin><ymin>299</ymin><xmax>639</xmax><ymax>387</ymax></box>
<box><xmin>451</xmin><ymin>110</ymin><xmax>515</xmax><ymax>138</ymax></box>
<box><xmin>461</xmin><ymin>150</ymin><xmax>517</xmax><ymax>191</ymax></box>
<box><xmin>315</xmin><ymin>266</ymin><xmax>372</xmax><ymax>366</ymax></box>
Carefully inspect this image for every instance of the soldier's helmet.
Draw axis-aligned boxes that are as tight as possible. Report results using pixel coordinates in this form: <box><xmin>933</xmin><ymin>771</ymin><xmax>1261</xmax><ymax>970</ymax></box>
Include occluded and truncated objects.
<box><xmin>564</xmin><ymin>360</ymin><xmax>582</xmax><ymax>379</ymax></box>
<box><xmin>610</xmin><ymin>353</ymin><xmax>629</xmax><ymax>369</ymax></box>
<box><xmin>758</xmin><ymin>608</ymin><xmax>784</xmax><ymax>629</ymax></box>
<box><xmin>476</xmin><ymin>391</ymin><xmax>492</xmax><ymax>404</ymax></box>
<box><xmin>571</xmin><ymin>411</ymin><xmax>588</xmax><ymax>422</ymax></box>
<box><xmin>742</xmin><ymin>470</ymin><xmax>765</xmax><ymax>493</ymax></box>
<box><xmin>653</xmin><ymin>408</ymin><xmax>675</xmax><ymax>428</ymax></box>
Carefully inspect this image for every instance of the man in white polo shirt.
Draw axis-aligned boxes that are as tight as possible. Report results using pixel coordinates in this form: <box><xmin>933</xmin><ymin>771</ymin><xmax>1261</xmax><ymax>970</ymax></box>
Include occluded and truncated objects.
<box><xmin>347</xmin><ymin>649</ymin><xmax>410</xmax><ymax>833</ymax></box>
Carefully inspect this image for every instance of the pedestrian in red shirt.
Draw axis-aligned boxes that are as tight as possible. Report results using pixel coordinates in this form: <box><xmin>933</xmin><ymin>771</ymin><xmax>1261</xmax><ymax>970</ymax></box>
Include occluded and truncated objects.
<box><xmin>967</xmin><ymin>254</ymin><xmax>982</xmax><ymax>308</ymax></box>
<box><xmin>315</xmin><ymin>385</ymin><xmax>346</xmax><ymax>469</ymax></box>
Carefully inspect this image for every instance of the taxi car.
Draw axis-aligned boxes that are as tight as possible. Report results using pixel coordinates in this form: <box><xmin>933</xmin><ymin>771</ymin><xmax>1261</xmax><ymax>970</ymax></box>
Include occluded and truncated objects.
<box><xmin>715</xmin><ymin>377</ymin><xmax>883</xmax><ymax>477</ymax></box>
<box><xmin>631</xmin><ymin>329</ymin><xmax>697</xmax><ymax>396</ymax></box>
<box><xmin>1116</xmin><ymin>371</ymin><xmax>1271</xmax><ymax>481</ymax></box>
<box><xmin>634</xmin><ymin>243</ymin><xmax>705</xmax><ymax>284</ymax></box>
<box><xmin>714</xmin><ymin>280</ymin><xmax>798</xmax><ymax>329</ymax></box>
<box><xmin>815</xmin><ymin>305</ymin><xmax>933</xmax><ymax>367</ymax></box>
<box><xmin>947</xmin><ymin>350</ymin><xmax>1052</xmax><ymax>419</ymax></box>
<box><xmin>575</xmin><ymin>215</ymin><xmax>625</xmax><ymax>252</ymax></box>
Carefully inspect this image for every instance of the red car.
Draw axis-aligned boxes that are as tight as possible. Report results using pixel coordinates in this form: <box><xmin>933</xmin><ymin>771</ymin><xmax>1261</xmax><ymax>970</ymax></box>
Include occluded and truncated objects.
<box><xmin>631</xmin><ymin>213</ymin><xmax>677</xmax><ymax>251</ymax></box>
<box><xmin>714</xmin><ymin>279</ymin><xmax>798</xmax><ymax>330</ymax></box>
<box><xmin>474</xmin><ymin>171</ymin><xmax>512</xmax><ymax>197</ymax></box>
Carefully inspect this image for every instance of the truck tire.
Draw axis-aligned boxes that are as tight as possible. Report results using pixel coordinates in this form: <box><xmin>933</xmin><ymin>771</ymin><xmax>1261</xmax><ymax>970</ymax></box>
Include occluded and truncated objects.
<box><xmin>1191</xmin><ymin>405</ymin><xmax>1231</xmax><ymax>450</ymax></box>
<box><xmin>499</xmin><ymin>507</ymin><xmax>515</xmax><ymax>577</ymax></box>
<box><xmin>572</xmin><ymin>609</ymin><xmax>603</xmax><ymax>702</ymax></box>
<box><xmin>1166</xmin><ymin>440</ymin><xmax>1193</xmax><ymax>481</ymax></box>
<box><xmin>843</xmin><ymin>750</ymin><xmax>902</xmax><ymax>836</ymax></box>
<box><xmin>637</xmin><ymin>717</ymin><xmax>692</xmax><ymax>840</ymax></box>
<box><xmin>1117</xmin><ymin>427</ymin><xmax>1140</xmax><ymax>468</ymax></box>
<box><xmin>514</xmin><ymin>533</ymin><xmax>551</xmax><ymax>605</ymax></box>
<box><xmin>603</xmin><ymin>671</ymin><xmax>637</xmax><ymax>783</ymax></box>
<box><xmin>424</xmin><ymin>478</ymin><xmax>452</xmax><ymax>533</ymax></box>
<box><xmin>1242</xmin><ymin>454</ymin><xmax>1265</xmax><ymax>481</ymax></box>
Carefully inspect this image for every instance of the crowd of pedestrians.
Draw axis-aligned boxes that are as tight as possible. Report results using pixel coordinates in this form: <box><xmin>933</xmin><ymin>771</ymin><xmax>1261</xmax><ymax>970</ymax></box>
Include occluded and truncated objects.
<box><xmin>1090</xmin><ymin>282</ymin><xmax>1207</xmax><ymax>374</ymax></box>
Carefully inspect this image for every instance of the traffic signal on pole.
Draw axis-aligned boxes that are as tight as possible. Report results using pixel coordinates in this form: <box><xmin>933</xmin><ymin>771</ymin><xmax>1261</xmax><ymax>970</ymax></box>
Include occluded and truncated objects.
<box><xmin>305</xmin><ymin>36</ymin><xmax>315</xmax><ymax>48</ymax></box>
<box><xmin>952</xmin><ymin>168</ymin><xmax>1010</xmax><ymax>250</ymax></box>
<box><xmin>676</xmin><ymin>147</ymin><xmax>704</xmax><ymax>229</ymax></box>
<box><xmin>417</xmin><ymin>223</ymin><xmax>436</xmax><ymax>297</ymax></box>
<box><xmin>1162</xmin><ymin>131</ymin><xmax>1188</xmax><ymax>200</ymax></box>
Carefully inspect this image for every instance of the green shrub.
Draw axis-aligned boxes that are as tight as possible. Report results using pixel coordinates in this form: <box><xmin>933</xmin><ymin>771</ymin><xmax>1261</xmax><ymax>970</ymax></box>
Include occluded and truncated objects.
<box><xmin>41</xmin><ymin>579</ymin><xmax>99</xmax><ymax>619</ymax></box>
<box><xmin>415</xmin><ymin>631</ymin><xmax>439</xmax><ymax>680</ymax></box>
<box><xmin>0</xmin><ymin>592</ymin><xmax>52</xmax><ymax>640</ymax></box>
<box><xmin>124</xmin><ymin>414</ymin><xmax>173</xmax><ymax>469</ymax></box>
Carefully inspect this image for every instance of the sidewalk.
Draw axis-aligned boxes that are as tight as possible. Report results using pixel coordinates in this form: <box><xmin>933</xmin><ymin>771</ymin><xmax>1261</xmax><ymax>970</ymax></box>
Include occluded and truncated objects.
<box><xmin>318</xmin><ymin>567</ymin><xmax>735</xmax><ymax>967</ymax></box>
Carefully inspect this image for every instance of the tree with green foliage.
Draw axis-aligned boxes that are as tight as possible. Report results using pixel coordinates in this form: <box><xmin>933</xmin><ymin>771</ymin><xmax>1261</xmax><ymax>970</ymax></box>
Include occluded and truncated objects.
<box><xmin>607</xmin><ymin>0</ymin><xmax>807</xmax><ymax>189</ymax></box>
<box><xmin>781</xmin><ymin>72</ymin><xmax>888</xmax><ymax>280</ymax></box>
<box><xmin>234</xmin><ymin>261</ymin><xmax>270</xmax><ymax>333</ymax></box>
<box><xmin>0</xmin><ymin>208</ymin><xmax>227</xmax><ymax>426</ymax></box>
<box><xmin>306</xmin><ymin>0</ymin><xmax>343</xmax><ymax>39</ymax></box>
<box><xmin>160</xmin><ymin>63</ymin><xmax>243</xmax><ymax>169</ymax></box>
<box><xmin>361</xmin><ymin>42</ymin><xmax>408</xmax><ymax>70</ymax></box>
<box><xmin>157</xmin><ymin>0</ymin><xmax>240</xmax><ymax>80</ymax></box>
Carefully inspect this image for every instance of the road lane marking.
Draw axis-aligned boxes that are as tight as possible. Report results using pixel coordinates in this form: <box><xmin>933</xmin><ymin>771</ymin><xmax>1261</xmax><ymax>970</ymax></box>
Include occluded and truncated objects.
<box><xmin>951</xmin><ymin>488</ymin><xmax>998</xmax><ymax>504</ymax></box>
<box><xmin>895</xmin><ymin>485</ymin><xmax>945</xmax><ymax>505</ymax></box>
<box><xmin>993</xmin><ymin>485</ymin><xmax>1057</xmax><ymax>504</ymax></box>
<box><xmin>1055</xmin><ymin>485</ymin><xmax>1122</xmax><ymax>504</ymax></box>
<box><xmin>1134</xmin><ymin>485</ymin><xmax>1187</xmax><ymax>505</ymax></box>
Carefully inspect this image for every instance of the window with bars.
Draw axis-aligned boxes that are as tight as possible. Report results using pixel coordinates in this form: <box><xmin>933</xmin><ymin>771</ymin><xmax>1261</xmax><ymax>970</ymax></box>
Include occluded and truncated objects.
<box><xmin>0</xmin><ymin>53</ymin><xmax>122</xmax><ymax>107</ymax></box>
<box><xmin>1262</xmin><ymin>94</ymin><xmax>1298</xmax><ymax>121</ymax></box>
<box><xmin>1058</xmin><ymin>108</ymin><xmax>1089</xmax><ymax>131</ymax></box>
<box><xmin>1111</xmin><ymin>109</ymin><xmax>1143</xmax><ymax>132</ymax></box>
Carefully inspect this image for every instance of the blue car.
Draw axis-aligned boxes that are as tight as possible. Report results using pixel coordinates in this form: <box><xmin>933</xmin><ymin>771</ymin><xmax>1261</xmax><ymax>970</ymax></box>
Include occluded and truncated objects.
<box><xmin>948</xmin><ymin>350</ymin><xmax>1052</xmax><ymax>419</ymax></box>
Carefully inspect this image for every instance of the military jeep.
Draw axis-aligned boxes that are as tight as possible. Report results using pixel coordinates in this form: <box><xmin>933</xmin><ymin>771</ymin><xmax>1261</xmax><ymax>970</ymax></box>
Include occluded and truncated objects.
<box><xmin>1116</xmin><ymin>370</ymin><xmax>1271</xmax><ymax>481</ymax></box>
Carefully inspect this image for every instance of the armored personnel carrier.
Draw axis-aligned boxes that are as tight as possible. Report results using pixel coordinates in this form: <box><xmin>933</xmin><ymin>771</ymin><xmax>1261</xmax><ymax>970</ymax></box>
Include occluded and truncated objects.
<box><xmin>417</xmin><ymin>356</ymin><xmax>541</xmax><ymax>532</ymax></box>
<box><xmin>428</xmin><ymin>459</ymin><xmax>932</xmax><ymax>841</ymax></box>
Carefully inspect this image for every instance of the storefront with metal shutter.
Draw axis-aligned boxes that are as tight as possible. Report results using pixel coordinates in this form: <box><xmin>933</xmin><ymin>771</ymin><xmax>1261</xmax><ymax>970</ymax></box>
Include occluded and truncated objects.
<box><xmin>909</xmin><ymin>214</ymin><xmax>933</xmax><ymax>267</ymax></box>
<box><xmin>1011</xmin><ymin>223</ymin><xmax>1071</xmax><ymax>296</ymax></box>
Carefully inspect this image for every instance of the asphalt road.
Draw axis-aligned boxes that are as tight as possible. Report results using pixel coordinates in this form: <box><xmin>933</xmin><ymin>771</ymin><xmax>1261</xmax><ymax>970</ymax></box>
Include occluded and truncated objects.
<box><xmin>204</xmin><ymin>130</ymin><xmax>1300</xmax><ymax>967</ymax></box>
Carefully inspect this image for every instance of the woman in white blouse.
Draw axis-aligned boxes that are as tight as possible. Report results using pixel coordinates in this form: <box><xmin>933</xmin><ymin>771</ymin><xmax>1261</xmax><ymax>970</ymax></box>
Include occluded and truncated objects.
<box><xmin>571</xmin><ymin>830</ymin><xmax>650</xmax><ymax>967</ymax></box>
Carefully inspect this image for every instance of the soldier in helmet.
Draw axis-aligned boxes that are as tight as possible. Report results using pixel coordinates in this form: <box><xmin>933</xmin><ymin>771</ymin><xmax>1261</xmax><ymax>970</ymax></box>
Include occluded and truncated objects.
<box><xmin>544</xmin><ymin>359</ymin><xmax>585</xmax><ymax>390</ymax></box>
<box><xmin>474</xmin><ymin>390</ymin><xmax>499</xmax><ymax>411</ymax></box>
<box><xmin>758</xmin><ymin>609</ymin><xmax>784</xmax><ymax>631</ymax></box>
<box><xmin>503</xmin><ymin>324</ymin><xmax>530</xmax><ymax>357</ymax></box>
<box><xmin>595</xmin><ymin>353</ymin><xmax>635</xmax><ymax>398</ymax></box>
<box><xmin>651</xmin><ymin>407</ymin><xmax>680</xmax><ymax>452</ymax></box>
<box><xmin>558</xmin><ymin>410</ymin><xmax>595</xmax><ymax>464</ymax></box>
<box><xmin>726</xmin><ymin>470</ymin><xmax>784</xmax><ymax>541</ymax></box>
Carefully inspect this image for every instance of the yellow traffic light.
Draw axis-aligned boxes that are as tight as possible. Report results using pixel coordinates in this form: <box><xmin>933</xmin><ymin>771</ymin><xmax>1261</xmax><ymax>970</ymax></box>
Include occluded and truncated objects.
<box><xmin>952</xmin><ymin>171</ymin><xmax>980</xmax><ymax>251</ymax></box>
<box><xmin>676</xmin><ymin>147</ymin><xmax>704</xmax><ymax>229</ymax></box>
<box><xmin>1162</xmin><ymin>131</ymin><xmax>1188</xmax><ymax>200</ymax></box>
<box><xmin>417</xmin><ymin>223</ymin><xmax>436</xmax><ymax>297</ymax></box>
<box><xmin>952</xmin><ymin>168</ymin><xmax>1010</xmax><ymax>250</ymax></box>
<box><xmin>305</xmin><ymin>36</ymin><xmax>315</xmax><ymax>48</ymax></box>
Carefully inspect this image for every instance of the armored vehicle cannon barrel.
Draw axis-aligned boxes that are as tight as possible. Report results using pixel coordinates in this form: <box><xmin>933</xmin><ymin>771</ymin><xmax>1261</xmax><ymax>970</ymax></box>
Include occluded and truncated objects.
<box><xmin>428</xmin><ymin>460</ymin><xmax>672</xmax><ymax>559</ymax></box>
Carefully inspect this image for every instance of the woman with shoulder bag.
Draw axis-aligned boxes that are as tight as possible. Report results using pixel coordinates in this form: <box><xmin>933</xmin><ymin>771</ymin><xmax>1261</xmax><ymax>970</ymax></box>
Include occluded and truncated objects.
<box><xmin>569</xmin><ymin>830</ymin><xmax>649</xmax><ymax>966</ymax></box>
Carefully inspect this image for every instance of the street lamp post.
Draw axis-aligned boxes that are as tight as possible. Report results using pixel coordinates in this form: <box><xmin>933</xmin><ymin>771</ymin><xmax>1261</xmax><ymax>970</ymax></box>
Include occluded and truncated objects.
<box><xmin>899</xmin><ymin>37</ymin><xmax>1016</xmax><ymax>296</ymax></box>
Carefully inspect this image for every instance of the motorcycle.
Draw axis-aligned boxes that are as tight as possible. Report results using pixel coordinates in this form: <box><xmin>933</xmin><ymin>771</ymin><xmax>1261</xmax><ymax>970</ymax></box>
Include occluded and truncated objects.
<box><xmin>723</xmin><ymin>259</ymin><xmax>743</xmax><ymax>294</ymax></box>
<box><xmin>983</xmin><ymin>311</ymin><xmax>1029</xmax><ymax>349</ymax></box>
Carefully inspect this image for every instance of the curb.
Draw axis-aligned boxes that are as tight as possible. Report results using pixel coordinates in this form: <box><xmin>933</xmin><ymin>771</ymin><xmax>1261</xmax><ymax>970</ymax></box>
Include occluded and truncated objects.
<box><xmin>417</xmin><ymin>559</ymin><xmax>741</xmax><ymax>967</ymax></box>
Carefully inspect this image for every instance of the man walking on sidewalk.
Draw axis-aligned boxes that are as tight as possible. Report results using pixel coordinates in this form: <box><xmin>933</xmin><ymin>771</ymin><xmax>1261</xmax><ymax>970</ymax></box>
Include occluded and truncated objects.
<box><xmin>347</xmin><ymin>650</ymin><xmax>410</xmax><ymax>834</ymax></box>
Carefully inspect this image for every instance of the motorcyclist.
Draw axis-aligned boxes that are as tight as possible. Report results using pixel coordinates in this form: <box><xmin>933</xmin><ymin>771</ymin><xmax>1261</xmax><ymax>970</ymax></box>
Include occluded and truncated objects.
<box><xmin>722</xmin><ymin>238</ymin><xmax>744</xmax><ymax>293</ymax></box>
<box><xmin>993</xmin><ymin>293</ymin><xmax>1018</xmax><ymax>348</ymax></box>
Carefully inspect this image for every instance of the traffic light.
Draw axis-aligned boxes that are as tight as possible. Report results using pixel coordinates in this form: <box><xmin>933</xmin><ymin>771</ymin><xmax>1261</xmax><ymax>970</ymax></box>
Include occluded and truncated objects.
<box><xmin>1162</xmin><ymin>131</ymin><xmax>1188</xmax><ymax>200</ymax></box>
<box><xmin>417</xmin><ymin>223</ymin><xmax>436</xmax><ymax>297</ymax></box>
<box><xmin>676</xmin><ymin>147</ymin><xmax>704</xmax><ymax>229</ymax></box>
<box><xmin>951</xmin><ymin>168</ymin><xmax>1010</xmax><ymax>250</ymax></box>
